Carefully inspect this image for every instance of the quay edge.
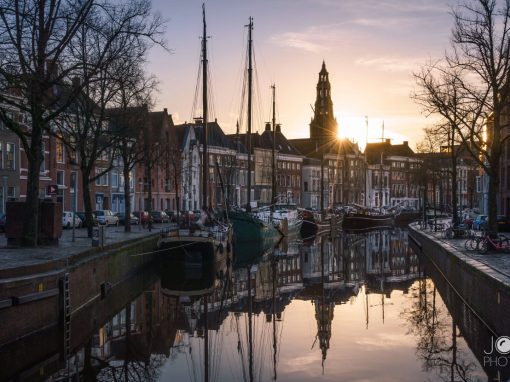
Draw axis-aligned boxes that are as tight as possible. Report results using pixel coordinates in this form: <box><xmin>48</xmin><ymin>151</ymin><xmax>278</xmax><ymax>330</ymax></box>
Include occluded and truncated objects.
<box><xmin>0</xmin><ymin>234</ymin><xmax>160</xmax><ymax>352</ymax></box>
<box><xmin>408</xmin><ymin>223</ymin><xmax>510</xmax><ymax>337</ymax></box>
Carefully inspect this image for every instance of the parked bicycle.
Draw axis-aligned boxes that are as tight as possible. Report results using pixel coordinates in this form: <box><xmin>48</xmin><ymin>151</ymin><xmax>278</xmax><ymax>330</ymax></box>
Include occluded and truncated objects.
<box><xmin>464</xmin><ymin>230</ymin><xmax>483</xmax><ymax>251</ymax></box>
<box><xmin>477</xmin><ymin>231</ymin><xmax>510</xmax><ymax>254</ymax></box>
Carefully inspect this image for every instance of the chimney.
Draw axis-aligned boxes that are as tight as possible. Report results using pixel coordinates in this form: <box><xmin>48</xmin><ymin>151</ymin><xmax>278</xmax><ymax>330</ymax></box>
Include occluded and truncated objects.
<box><xmin>385</xmin><ymin>138</ymin><xmax>391</xmax><ymax>144</ymax></box>
<box><xmin>265</xmin><ymin>122</ymin><xmax>271</xmax><ymax>131</ymax></box>
<box><xmin>215</xmin><ymin>118</ymin><xmax>217</xmax><ymax>123</ymax></box>
<box><xmin>276</xmin><ymin>124</ymin><xmax>281</xmax><ymax>133</ymax></box>
<box><xmin>163</xmin><ymin>108</ymin><xmax>167</xmax><ymax>114</ymax></box>
<box><xmin>403</xmin><ymin>140</ymin><xmax>408</xmax><ymax>146</ymax></box>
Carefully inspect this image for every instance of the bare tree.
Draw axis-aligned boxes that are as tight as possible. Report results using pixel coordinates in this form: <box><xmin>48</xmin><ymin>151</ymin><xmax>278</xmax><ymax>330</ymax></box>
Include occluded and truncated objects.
<box><xmin>414</xmin><ymin>66</ymin><xmax>469</xmax><ymax>224</ymax></box>
<box><xmin>0</xmin><ymin>0</ymin><xmax>95</xmax><ymax>245</ymax></box>
<box><xmin>0</xmin><ymin>0</ymin><xmax>165</xmax><ymax>245</ymax></box>
<box><xmin>55</xmin><ymin>0</ymin><xmax>165</xmax><ymax>236</ymax></box>
<box><xmin>415</xmin><ymin>0</ymin><xmax>510</xmax><ymax>231</ymax></box>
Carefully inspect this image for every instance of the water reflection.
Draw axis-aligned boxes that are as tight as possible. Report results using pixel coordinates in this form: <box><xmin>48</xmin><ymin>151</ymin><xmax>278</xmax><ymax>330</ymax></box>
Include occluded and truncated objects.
<box><xmin>4</xmin><ymin>228</ymin><xmax>506</xmax><ymax>381</ymax></box>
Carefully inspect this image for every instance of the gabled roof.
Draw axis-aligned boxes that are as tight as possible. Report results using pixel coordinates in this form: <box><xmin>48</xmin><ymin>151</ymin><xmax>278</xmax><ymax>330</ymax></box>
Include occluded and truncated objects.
<box><xmin>289</xmin><ymin>137</ymin><xmax>360</xmax><ymax>159</ymax></box>
<box><xmin>107</xmin><ymin>106</ymin><xmax>148</xmax><ymax>139</ymax></box>
<box><xmin>176</xmin><ymin>120</ymin><xmax>235</xmax><ymax>151</ymax></box>
<box><xmin>364</xmin><ymin>140</ymin><xmax>415</xmax><ymax>164</ymax></box>
<box><xmin>259</xmin><ymin>128</ymin><xmax>302</xmax><ymax>156</ymax></box>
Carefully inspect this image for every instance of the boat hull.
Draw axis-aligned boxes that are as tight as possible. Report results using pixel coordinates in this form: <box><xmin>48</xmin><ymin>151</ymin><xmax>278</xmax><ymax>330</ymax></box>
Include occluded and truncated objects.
<box><xmin>157</xmin><ymin>226</ymin><xmax>233</xmax><ymax>281</ymax></box>
<box><xmin>229</xmin><ymin>210</ymin><xmax>282</xmax><ymax>243</ymax></box>
<box><xmin>342</xmin><ymin>214</ymin><xmax>394</xmax><ymax>231</ymax></box>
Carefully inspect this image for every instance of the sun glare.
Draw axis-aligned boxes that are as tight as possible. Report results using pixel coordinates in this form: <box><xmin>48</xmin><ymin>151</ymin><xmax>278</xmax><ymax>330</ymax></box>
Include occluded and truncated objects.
<box><xmin>338</xmin><ymin>116</ymin><xmax>408</xmax><ymax>151</ymax></box>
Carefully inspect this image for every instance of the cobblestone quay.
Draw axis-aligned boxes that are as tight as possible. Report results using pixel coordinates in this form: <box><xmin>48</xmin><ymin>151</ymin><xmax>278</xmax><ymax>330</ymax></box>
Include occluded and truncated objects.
<box><xmin>408</xmin><ymin>223</ymin><xmax>510</xmax><ymax>338</ymax></box>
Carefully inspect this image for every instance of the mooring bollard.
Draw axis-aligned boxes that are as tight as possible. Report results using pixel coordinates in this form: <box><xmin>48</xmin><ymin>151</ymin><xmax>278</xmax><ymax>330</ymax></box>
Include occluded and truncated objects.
<box><xmin>92</xmin><ymin>226</ymin><xmax>99</xmax><ymax>247</ymax></box>
<box><xmin>92</xmin><ymin>225</ymin><xmax>105</xmax><ymax>247</ymax></box>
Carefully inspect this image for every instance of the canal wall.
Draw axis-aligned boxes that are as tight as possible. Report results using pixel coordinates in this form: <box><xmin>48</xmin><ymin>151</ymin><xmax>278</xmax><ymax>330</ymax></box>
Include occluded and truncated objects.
<box><xmin>408</xmin><ymin>224</ymin><xmax>510</xmax><ymax>338</ymax></box>
<box><xmin>0</xmin><ymin>234</ymin><xmax>160</xmax><ymax>352</ymax></box>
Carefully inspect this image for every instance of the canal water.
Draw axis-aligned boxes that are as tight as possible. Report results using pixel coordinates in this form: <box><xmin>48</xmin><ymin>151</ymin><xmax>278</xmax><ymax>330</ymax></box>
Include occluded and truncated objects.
<box><xmin>3</xmin><ymin>228</ymin><xmax>509</xmax><ymax>381</ymax></box>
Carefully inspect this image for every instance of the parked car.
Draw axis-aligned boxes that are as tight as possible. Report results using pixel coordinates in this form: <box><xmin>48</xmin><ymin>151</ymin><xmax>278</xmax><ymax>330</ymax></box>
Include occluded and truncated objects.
<box><xmin>133</xmin><ymin>211</ymin><xmax>152</xmax><ymax>226</ymax></box>
<box><xmin>116</xmin><ymin>212</ymin><xmax>139</xmax><ymax>225</ymax></box>
<box><xmin>0</xmin><ymin>213</ymin><xmax>5</xmax><ymax>232</ymax></box>
<box><xmin>76</xmin><ymin>211</ymin><xmax>98</xmax><ymax>226</ymax></box>
<box><xmin>94</xmin><ymin>210</ymin><xmax>119</xmax><ymax>226</ymax></box>
<box><xmin>473</xmin><ymin>215</ymin><xmax>488</xmax><ymax>230</ymax></box>
<box><xmin>62</xmin><ymin>211</ymin><xmax>82</xmax><ymax>229</ymax></box>
<box><xmin>151</xmin><ymin>210</ymin><xmax>169</xmax><ymax>223</ymax></box>
<box><xmin>164</xmin><ymin>210</ymin><xmax>177</xmax><ymax>222</ymax></box>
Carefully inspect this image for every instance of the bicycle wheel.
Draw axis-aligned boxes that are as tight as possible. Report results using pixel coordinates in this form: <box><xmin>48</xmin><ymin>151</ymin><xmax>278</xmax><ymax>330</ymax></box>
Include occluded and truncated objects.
<box><xmin>445</xmin><ymin>228</ymin><xmax>454</xmax><ymax>239</ymax></box>
<box><xmin>478</xmin><ymin>238</ymin><xmax>488</xmax><ymax>254</ymax></box>
<box><xmin>464</xmin><ymin>238</ymin><xmax>475</xmax><ymax>251</ymax></box>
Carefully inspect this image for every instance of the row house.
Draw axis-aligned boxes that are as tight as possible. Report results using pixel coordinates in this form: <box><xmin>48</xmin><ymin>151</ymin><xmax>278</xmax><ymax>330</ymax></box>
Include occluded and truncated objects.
<box><xmin>0</xmin><ymin>97</ymin><xmax>22</xmax><ymax>214</ymax></box>
<box><xmin>134</xmin><ymin>109</ymin><xmax>179</xmax><ymax>212</ymax></box>
<box><xmin>365</xmin><ymin>140</ymin><xmax>421</xmax><ymax>210</ymax></box>
<box><xmin>301</xmin><ymin>158</ymin><xmax>321</xmax><ymax>210</ymax></box>
<box><xmin>418</xmin><ymin>145</ymin><xmax>478</xmax><ymax>214</ymax></box>
<box><xmin>177</xmin><ymin>119</ymin><xmax>237</xmax><ymax>211</ymax></box>
<box><xmin>291</xmin><ymin>138</ymin><xmax>366</xmax><ymax>208</ymax></box>
<box><xmin>230</xmin><ymin>122</ymin><xmax>304</xmax><ymax>208</ymax></box>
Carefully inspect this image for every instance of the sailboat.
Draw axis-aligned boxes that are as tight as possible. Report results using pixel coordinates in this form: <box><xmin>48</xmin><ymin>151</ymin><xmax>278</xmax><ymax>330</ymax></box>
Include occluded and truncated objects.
<box><xmin>157</xmin><ymin>5</ymin><xmax>233</xmax><ymax>274</ymax></box>
<box><xmin>230</xmin><ymin>17</ymin><xmax>282</xmax><ymax>244</ymax></box>
<box><xmin>255</xmin><ymin>84</ymin><xmax>303</xmax><ymax>237</ymax></box>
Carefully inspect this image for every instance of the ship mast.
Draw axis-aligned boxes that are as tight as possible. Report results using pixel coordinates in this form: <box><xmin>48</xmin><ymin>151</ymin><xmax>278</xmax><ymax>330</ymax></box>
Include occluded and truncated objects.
<box><xmin>201</xmin><ymin>4</ymin><xmax>209</xmax><ymax>211</ymax></box>
<box><xmin>246</xmin><ymin>17</ymin><xmax>253</xmax><ymax>212</ymax></box>
<box><xmin>271</xmin><ymin>84</ymin><xmax>276</xmax><ymax>210</ymax></box>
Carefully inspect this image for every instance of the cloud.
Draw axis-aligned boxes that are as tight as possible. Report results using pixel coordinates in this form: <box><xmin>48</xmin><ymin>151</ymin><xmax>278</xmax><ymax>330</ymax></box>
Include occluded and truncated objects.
<box><xmin>270</xmin><ymin>25</ymin><xmax>339</xmax><ymax>53</ymax></box>
<box><xmin>355</xmin><ymin>56</ymin><xmax>424</xmax><ymax>73</ymax></box>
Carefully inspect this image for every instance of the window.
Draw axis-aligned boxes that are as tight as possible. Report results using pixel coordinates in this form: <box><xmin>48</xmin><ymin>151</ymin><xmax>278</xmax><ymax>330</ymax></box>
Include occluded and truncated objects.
<box><xmin>0</xmin><ymin>142</ymin><xmax>3</xmax><ymax>168</ymax></box>
<box><xmin>57</xmin><ymin>170</ymin><xmax>65</xmax><ymax>186</ymax></box>
<box><xmin>56</xmin><ymin>138</ymin><xmax>64</xmax><ymax>163</ymax></box>
<box><xmin>40</xmin><ymin>142</ymin><xmax>46</xmax><ymax>173</ymax></box>
<box><xmin>112</xmin><ymin>172</ymin><xmax>119</xmax><ymax>188</ymax></box>
<box><xmin>5</xmin><ymin>143</ymin><xmax>14</xmax><ymax>170</ymax></box>
<box><xmin>304</xmin><ymin>181</ymin><xmax>308</xmax><ymax>192</ymax></box>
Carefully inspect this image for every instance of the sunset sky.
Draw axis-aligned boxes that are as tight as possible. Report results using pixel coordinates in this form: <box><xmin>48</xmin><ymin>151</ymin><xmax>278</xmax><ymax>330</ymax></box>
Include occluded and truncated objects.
<box><xmin>148</xmin><ymin>0</ymin><xmax>454</xmax><ymax>150</ymax></box>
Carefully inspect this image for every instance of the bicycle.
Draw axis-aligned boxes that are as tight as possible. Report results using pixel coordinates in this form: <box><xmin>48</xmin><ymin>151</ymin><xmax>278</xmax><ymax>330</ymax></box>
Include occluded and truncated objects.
<box><xmin>477</xmin><ymin>231</ymin><xmax>510</xmax><ymax>254</ymax></box>
<box><xmin>464</xmin><ymin>230</ymin><xmax>482</xmax><ymax>251</ymax></box>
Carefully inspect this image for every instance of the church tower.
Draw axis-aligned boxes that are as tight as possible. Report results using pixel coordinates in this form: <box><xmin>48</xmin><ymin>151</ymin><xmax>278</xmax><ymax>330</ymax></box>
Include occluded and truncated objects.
<box><xmin>310</xmin><ymin>61</ymin><xmax>338</xmax><ymax>142</ymax></box>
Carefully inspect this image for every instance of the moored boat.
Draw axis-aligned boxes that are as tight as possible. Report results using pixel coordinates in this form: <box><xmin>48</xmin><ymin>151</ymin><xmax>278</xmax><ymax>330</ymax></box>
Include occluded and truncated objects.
<box><xmin>342</xmin><ymin>212</ymin><xmax>394</xmax><ymax>231</ymax></box>
<box><xmin>157</xmin><ymin>5</ymin><xmax>233</xmax><ymax>271</ymax></box>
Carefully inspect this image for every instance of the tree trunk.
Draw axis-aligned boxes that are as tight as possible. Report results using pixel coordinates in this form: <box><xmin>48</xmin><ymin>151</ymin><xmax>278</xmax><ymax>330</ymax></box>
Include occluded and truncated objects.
<box><xmin>451</xmin><ymin>131</ymin><xmax>458</xmax><ymax>226</ymax></box>
<box><xmin>22</xmin><ymin>124</ymin><xmax>43</xmax><ymax>246</ymax></box>
<box><xmin>147</xmin><ymin>161</ymin><xmax>152</xmax><ymax>231</ymax></box>
<box><xmin>123</xmin><ymin>163</ymin><xmax>131</xmax><ymax>232</ymax></box>
<box><xmin>488</xmin><ymin>164</ymin><xmax>499</xmax><ymax>232</ymax></box>
<box><xmin>82</xmin><ymin>169</ymin><xmax>94</xmax><ymax>238</ymax></box>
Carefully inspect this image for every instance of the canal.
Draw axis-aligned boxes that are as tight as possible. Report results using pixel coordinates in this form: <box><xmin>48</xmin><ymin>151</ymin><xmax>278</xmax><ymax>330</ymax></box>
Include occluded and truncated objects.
<box><xmin>1</xmin><ymin>228</ymin><xmax>509</xmax><ymax>381</ymax></box>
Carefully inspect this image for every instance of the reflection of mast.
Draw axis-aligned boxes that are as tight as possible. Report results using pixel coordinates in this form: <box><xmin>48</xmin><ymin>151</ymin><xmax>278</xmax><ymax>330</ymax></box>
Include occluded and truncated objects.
<box><xmin>379</xmin><ymin>230</ymin><xmax>385</xmax><ymax>324</ymax></box>
<box><xmin>247</xmin><ymin>267</ymin><xmax>254</xmax><ymax>382</ymax></box>
<box><xmin>204</xmin><ymin>294</ymin><xmax>209</xmax><ymax>382</ymax></box>
<box><xmin>272</xmin><ymin>255</ymin><xmax>277</xmax><ymax>380</ymax></box>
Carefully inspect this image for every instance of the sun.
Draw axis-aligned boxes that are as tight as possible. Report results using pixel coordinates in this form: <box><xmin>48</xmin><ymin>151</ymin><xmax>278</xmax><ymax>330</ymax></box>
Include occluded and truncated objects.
<box><xmin>338</xmin><ymin>116</ymin><xmax>408</xmax><ymax>150</ymax></box>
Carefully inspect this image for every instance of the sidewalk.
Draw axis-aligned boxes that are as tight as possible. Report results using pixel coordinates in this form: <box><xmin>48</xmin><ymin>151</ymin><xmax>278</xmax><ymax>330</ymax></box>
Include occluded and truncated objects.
<box><xmin>409</xmin><ymin>222</ymin><xmax>510</xmax><ymax>288</ymax></box>
<box><xmin>0</xmin><ymin>223</ymin><xmax>174</xmax><ymax>274</ymax></box>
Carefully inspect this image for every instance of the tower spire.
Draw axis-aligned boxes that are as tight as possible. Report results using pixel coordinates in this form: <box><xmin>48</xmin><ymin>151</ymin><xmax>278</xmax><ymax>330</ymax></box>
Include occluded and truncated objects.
<box><xmin>310</xmin><ymin>61</ymin><xmax>337</xmax><ymax>142</ymax></box>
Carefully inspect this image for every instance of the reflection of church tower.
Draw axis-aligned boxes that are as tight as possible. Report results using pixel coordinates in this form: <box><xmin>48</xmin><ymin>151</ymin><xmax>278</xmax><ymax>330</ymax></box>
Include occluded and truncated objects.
<box><xmin>310</xmin><ymin>61</ymin><xmax>338</xmax><ymax>143</ymax></box>
<box><xmin>314</xmin><ymin>296</ymin><xmax>334</xmax><ymax>366</ymax></box>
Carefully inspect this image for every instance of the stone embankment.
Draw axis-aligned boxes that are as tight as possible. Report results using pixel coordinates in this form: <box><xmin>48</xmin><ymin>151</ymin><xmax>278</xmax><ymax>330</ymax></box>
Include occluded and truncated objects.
<box><xmin>408</xmin><ymin>223</ymin><xmax>510</xmax><ymax>337</ymax></box>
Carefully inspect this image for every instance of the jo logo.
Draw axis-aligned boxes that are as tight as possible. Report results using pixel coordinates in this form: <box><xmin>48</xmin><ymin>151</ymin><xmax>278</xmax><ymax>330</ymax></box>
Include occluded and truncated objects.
<box><xmin>495</xmin><ymin>336</ymin><xmax>510</xmax><ymax>355</ymax></box>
